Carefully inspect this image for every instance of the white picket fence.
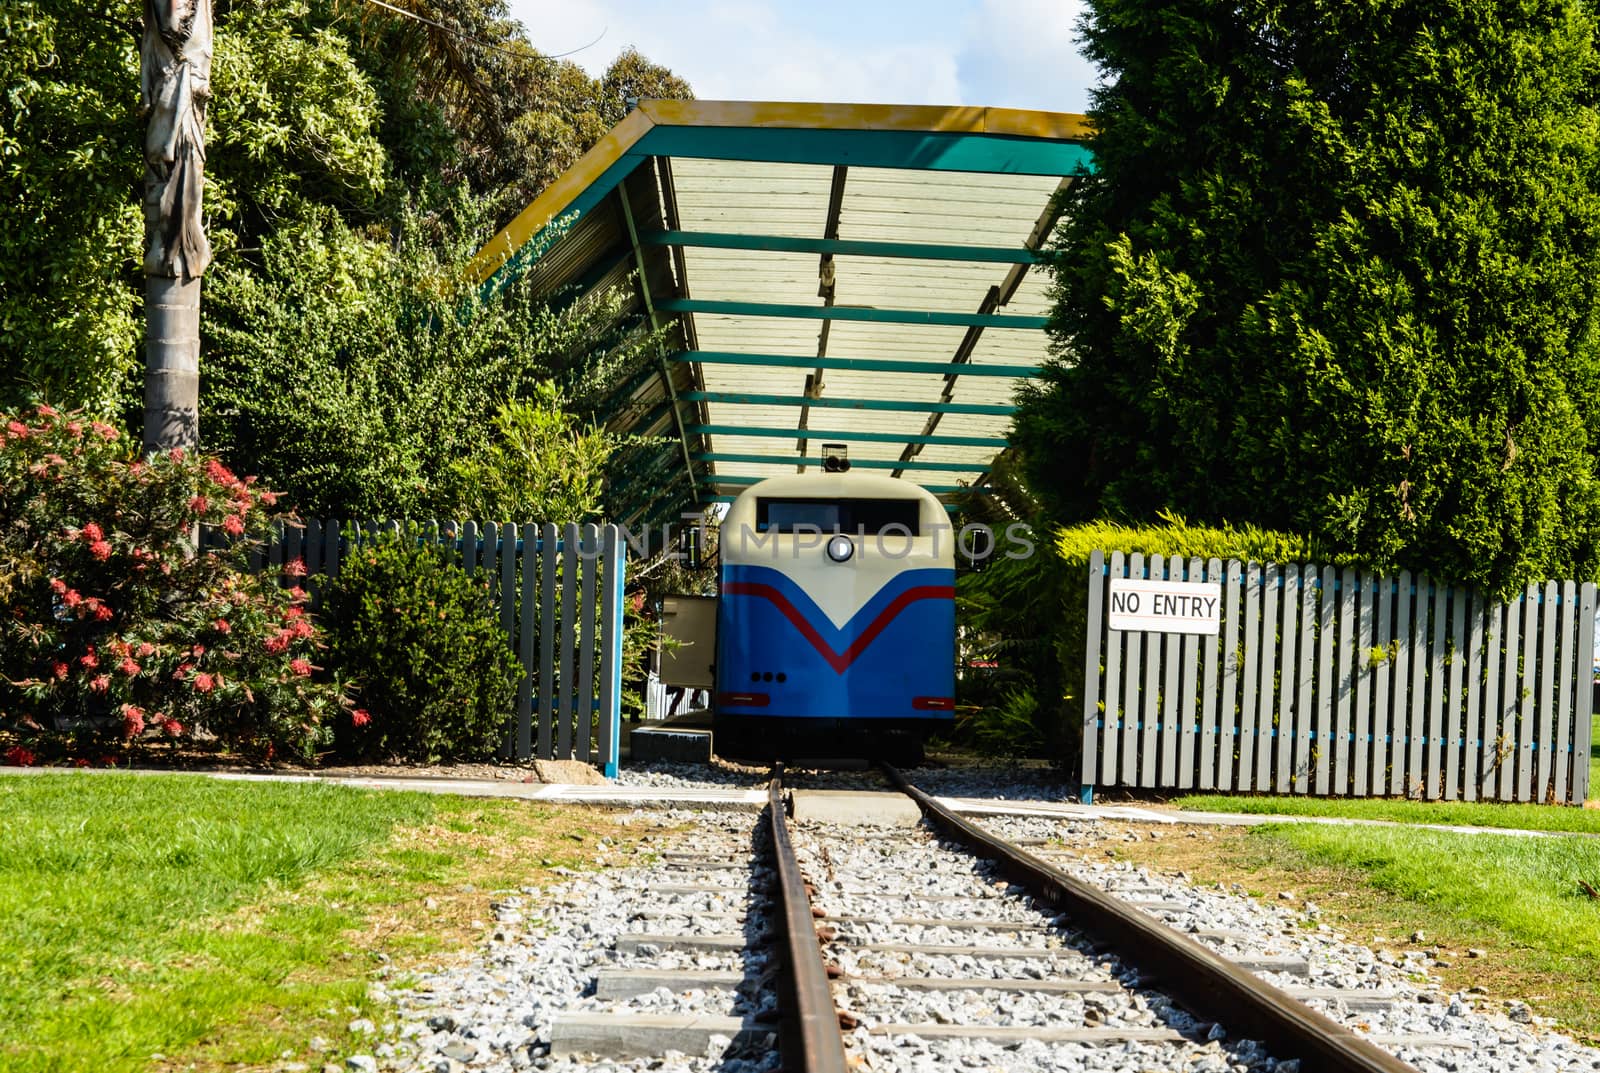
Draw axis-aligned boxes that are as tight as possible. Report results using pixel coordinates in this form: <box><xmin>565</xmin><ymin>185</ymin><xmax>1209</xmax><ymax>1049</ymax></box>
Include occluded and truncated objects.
<box><xmin>1080</xmin><ymin>550</ymin><xmax>1595</xmax><ymax>804</ymax></box>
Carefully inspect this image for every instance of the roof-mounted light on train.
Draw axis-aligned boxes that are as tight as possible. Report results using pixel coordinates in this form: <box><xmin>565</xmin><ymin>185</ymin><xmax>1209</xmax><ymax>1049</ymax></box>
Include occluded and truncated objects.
<box><xmin>821</xmin><ymin>442</ymin><xmax>851</xmax><ymax>473</ymax></box>
<box><xmin>825</xmin><ymin>534</ymin><xmax>856</xmax><ymax>563</ymax></box>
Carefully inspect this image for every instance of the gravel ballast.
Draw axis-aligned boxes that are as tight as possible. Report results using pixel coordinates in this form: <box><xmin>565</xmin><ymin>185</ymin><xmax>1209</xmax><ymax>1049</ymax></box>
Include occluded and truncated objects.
<box><xmin>350</xmin><ymin>788</ymin><xmax>1599</xmax><ymax>1073</ymax></box>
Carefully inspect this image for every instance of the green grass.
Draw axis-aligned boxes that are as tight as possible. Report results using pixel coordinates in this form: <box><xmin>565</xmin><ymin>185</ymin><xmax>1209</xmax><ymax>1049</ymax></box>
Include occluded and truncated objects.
<box><xmin>1175</xmin><ymin>776</ymin><xmax>1600</xmax><ymax>834</ymax></box>
<box><xmin>0</xmin><ymin>773</ymin><xmax>438</xmax><ymax>1073</ymax></box>
<box><xmin>1591</xmin><ymin>712</ymin><xmax>1598</xmax><ymax>801</ymax></box>
<box><xmin>1249</xmin><ymin>822</ymin><xmax>1600</xmax><ymax>1032</ymax></box>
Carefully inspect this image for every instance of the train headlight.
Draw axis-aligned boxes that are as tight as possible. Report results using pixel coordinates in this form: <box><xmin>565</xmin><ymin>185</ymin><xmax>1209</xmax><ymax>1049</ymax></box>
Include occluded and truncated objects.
<box><xmin>825</xmin><ymin>534</ymin><xmax>855</xmax><ymax>563</ymax></box>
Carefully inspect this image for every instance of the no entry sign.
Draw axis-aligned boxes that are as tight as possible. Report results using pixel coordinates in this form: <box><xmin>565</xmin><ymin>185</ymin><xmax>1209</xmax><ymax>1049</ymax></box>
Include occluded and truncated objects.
<box><xmin>1108</xmin><ymin>577</ymin><xmax>1222</xmax><ymax>635</ymax></box>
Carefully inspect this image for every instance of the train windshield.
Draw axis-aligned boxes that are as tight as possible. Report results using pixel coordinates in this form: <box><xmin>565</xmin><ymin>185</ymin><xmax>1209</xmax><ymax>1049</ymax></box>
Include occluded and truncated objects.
<box><xmin>756</xmin><ymin>498</ymin><xmax>921</xmax><ymax>535</ymax></box>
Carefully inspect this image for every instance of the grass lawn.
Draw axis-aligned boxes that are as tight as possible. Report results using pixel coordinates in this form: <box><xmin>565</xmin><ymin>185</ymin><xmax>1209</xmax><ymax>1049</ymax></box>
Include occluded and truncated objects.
<box><xmin>0</xmin><ymin>773</ymin><xmax>629</xmax><ymax>1073</ymax></box>
<box><xmin>1099</xmin><ymin>820</ymin><xmax>1600</xmax><ymax>1041</ymax></box>
<box><xmin>1170</xmin><ymin>793</ymin><xmax>1600</xmax><ymax>833</ymax></box>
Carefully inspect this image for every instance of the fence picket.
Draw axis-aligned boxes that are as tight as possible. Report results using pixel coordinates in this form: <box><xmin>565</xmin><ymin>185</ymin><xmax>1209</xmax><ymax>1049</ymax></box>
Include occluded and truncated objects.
<box><xmin>597</xmin><ymin>526</ymin><xmax>624</xmax><ymax>778</ymax></box>
<box><xmin>1556</xmin><ymin>580</ymin><xmax>1577</xmax><ymax>805</ymax></box>
<box><xmin>1390</xmin><ymin>572</ymin><xmax>1411</xmax><ymax>795</ymax></box>
<box><xmin>1237</xmin><ymin>562</ymin><xmax>1260</xmax><ymax>790</ymax></box>
<box><xmin>1334</xmin><ymin>567</ymin><xmax>1356</xmax><ymax>795</ymax></box>
<box><xmin>1465</xmin><ymin>593</ymin><xmax>1484</xmax><ymax>801</ymax></box>
<box><xmin>1353</xmin><ymin>572</ymin><xmax>1373</xmax><ymax>796</ymax></box>
<box><xmin>1219</xmin><ymin>559</ymin><xmax>1242</xmax><ymax>792</ymax></box>
<box><xmin>1160</xmin><ymin>558</ymin><xmax>1182</xmax><ymax>788</ymax></box>
<box><xmin>1177</xmin><ymin>556</ymin><xmax>1203</xmax><ymax>790</ymax></box>
<box><xmin>1537</xmin><ymin>581</ymin><xmax>1558</xmax><ymax>802</ymax></box>
<box><xmin>1295</xmin><ymin>564</ymin><xmax>1316</xmax><ymax>793</ymax></box>
<box><xmin>1082</xmin><ymin>551</ymin><xmax>1105</xmax><ymax>792</ymax></box>
<box><xmin>1253</xmin><ymin>563</ymin><xmax>1276</xmax><ymax>791</ymax></box>
<box><xmin>1373</xmin><ymin>574</ymin><xmax>1393</xmax><ymax>796</ymax></box>
<box><xmin>1199</xmin><ymin>558</ymin><xmax>1222</xmax><ymax>791</ymax></box>
<box><xmin>1104</xmin><ymin>552</ymin><xmax>1125</xmax><ymax>787</ymax></box>
<box><xmin>1516</xmin><ymin>584</ymin><xmax>1539</xmax><ymax>802</ymax></box>
<box><xmin>1445</xmin><ymin>586</ymin><xmax>1466</xmax><ymax>801</ymax></box>
<box><xmin>578</xmin><ymin>523</ymin><xmax>599</xmax><ymax>763</ymax></box>
<box><xmin>539</xmin><ymin>523</ymin><xmax>559</xmax><ymax>760</ymax></box>
<box><xmin>1123</xmin><ymin>554</ymin><xmax>1144</xmax><ymax>786</ymax></box>
<box><xmin>558</xmin><ymin>524</ymin><xmax>578</xmax><ymax>761</ymax></box>
<box><xmin>1315</xmin><ymin>566</ymin><xmax>1335</xmax><ymax>795</ymax></box>
<box><xmin>1574</xmin><ymin>585</ymin><xmax>1597</xmax><ymax>803</ymax></box>
<box><xmin>1498</xmin><ymin>594</ymin><xmax>1521</xmax><ymax>801</ymax></box>
<box><xmin>516</xmin><ymin>523</ymin><xmax>536</xmax><ymax>760</ymax></box>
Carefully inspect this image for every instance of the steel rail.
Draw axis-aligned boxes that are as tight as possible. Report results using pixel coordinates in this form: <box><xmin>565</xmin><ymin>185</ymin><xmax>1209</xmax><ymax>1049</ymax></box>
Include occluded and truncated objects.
<box><xmin>881</xmin><ymin>765</ymin><xmax>1418</xmax><ymax>1073</ymax></box>
<box><xmin>767</xmin><ymin>764</ymin><xmax>850</xmax><ymax>1073</ymax></box>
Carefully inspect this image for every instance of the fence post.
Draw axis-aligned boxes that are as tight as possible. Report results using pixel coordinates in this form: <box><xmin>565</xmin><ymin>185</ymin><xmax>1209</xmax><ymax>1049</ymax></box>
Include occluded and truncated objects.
<box><xmin>598</xmin><ymin>525</ymin><xmax>625</xmax><ymax>779</ymax></box>
<box><xmin>1575</xmin><ymin>584</ymin><xmax>1597</xmax><ymax>803</ymax></box>
<box><xmin>1080</xmin><ymin>550</ymin><xmax>1104</xmax><ymax>804</ymax></box>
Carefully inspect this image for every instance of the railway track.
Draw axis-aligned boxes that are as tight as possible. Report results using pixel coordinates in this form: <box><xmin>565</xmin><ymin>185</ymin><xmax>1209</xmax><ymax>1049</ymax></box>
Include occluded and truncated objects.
<box><xmin>544</xmin><ymin>767</ymin><xmax>1461</xmax><ymax>1072</ymax></box>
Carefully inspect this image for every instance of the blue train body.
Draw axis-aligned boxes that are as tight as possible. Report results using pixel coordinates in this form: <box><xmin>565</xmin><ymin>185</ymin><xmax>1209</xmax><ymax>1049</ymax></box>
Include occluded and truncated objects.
<box><xmin>712</xmin><ymin>473</ymin><xmax>955</xmax><ymax>759</ymax></box>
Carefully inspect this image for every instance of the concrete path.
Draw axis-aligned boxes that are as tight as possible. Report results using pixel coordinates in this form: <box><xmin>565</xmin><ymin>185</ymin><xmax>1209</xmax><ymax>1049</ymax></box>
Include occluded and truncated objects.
<box><xmin>2</xmin><ymin>766</ymin><xmax>1594</xmax><ymax>837</ymax></box>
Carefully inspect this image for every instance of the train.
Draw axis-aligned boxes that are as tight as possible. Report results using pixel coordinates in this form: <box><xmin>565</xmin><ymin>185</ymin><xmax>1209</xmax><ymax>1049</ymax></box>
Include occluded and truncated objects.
<box><xmin>711</xmin><ymin>468</ymin><xmax>956</xmax><ymax>761</ymax></box>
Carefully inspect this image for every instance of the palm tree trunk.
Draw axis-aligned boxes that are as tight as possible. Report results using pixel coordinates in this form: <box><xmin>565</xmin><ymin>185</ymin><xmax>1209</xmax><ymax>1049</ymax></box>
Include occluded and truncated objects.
<box><xmin>140</xmin><ymin>0</ymin><xmax>213</xmax><ymax>454</ymax></box>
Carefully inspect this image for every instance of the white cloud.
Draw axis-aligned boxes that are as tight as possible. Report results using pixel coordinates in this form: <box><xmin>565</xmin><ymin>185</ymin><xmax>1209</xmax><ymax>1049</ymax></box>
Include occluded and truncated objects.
<box><xmin>955</xmin><ymin>0</ymin><xmax>1101</xmax><ymax>112</ymax></box>
<box><xmin>504</xmin><ymin>0</ymin><xmax>963</xmax><ymax>104</ymax></box>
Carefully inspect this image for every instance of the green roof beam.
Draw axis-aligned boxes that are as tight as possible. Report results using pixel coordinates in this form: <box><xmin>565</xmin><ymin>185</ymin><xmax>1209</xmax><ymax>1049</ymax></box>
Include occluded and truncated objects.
<box><xmin>671</xmin><ymin>351</ymin><xmax>1037</xmax><ymax>377</ymax></box>
<box><xmin>688</xmin><ymin>424</ymin><xmax>1008</xmax><ymax>448</ymax></box>
<box><xmin>656</xmin><ymin>298</ymin><xmax>1047</xmax><ymax>330</ymax></box>
<box><xmin>695</xmin><ymin>452</ymin><xmax>990</xmax><ymax>473</ymax></box>
<box><xmin>641</xmin><ymin>230</ymin><xmax>1037</xmax><ymax>265</ymax></box>
<box><xmin>683</xmin><ymin>391</ymin><xmax>1014</xmax><ymax>416</ymax></box>
<box><xmin>707</xmin><ymin>475</ymin><xmax>990</xmax><ymax>494</ymax></box>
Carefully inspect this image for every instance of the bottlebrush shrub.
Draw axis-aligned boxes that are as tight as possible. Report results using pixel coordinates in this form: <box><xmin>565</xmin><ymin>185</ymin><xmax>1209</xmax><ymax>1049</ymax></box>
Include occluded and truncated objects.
<box><xmin>320</xmin><ymin>537</ymin><xmax>519</xmax><ymax>762</ymax></box>
<box><xmin>0</xmin><ymin>405</ymin><xmax>347</xmax><ymax>759</ymax></box>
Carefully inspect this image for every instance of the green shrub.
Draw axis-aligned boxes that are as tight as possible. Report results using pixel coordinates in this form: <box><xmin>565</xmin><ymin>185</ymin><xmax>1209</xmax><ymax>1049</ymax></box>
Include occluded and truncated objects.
<box><xmin>320</xmin><ymin>538</ymin><xmax>520</xmax><ymax>762</ymax></box>
<box><xmin>0</xmin><ymin>405</ymin><xmax>348</xmax><ymax>762</ymax></box>
<box><xmin>959</xmin><ymin>510</ymin><xmax>1351</xmax><ymax>767</ymax></box>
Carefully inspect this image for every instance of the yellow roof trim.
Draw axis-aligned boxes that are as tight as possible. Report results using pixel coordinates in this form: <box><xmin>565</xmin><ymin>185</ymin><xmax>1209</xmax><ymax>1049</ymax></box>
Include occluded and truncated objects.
<box><xmin>468</xmin><ymin>107</ymin><xmax>657</xmax><ymax>284</ymax></box>
<box><xmin>469</xmin><ymin>99</ymin><xmax>1094</xmax><ymax>285</ymax></box>
<box><xmin>637</xmin><ymin>99</ymin><xmax>1093</xmax><ymax>141</ymax></box>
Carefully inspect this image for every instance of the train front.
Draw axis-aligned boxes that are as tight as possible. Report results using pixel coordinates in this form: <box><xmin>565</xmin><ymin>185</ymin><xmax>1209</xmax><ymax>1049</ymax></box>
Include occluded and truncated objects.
<box><xmin>713</xmin><ymin>473</ymin><xmax>956</xmax><ymax>760</ymax></box>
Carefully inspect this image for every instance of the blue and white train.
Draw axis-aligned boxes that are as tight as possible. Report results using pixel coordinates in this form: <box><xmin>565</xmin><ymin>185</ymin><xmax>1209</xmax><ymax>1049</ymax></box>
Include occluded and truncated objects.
<box><xmin>712</xmin><ymin>471</ymin><xmax>955</xmax><ymax>760</ymax></box>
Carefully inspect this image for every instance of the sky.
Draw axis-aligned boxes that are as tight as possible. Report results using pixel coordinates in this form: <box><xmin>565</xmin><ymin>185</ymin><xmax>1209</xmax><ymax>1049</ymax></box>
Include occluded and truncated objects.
<box><xmin>504</xmin><ymin>0</ymin><xmax>1101</xmax><ymax>113</ymax></box>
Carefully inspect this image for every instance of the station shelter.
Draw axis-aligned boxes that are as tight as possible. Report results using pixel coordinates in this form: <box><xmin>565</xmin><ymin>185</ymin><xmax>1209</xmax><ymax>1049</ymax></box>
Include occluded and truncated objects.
<box><xmin>470</xmin><ymin>99</ymin><xmax>1095</xmax><ymax>528</ymax></box>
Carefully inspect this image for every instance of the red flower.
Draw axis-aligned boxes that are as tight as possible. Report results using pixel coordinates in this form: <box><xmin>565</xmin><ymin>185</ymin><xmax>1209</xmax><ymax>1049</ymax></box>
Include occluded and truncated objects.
<box><xmin>191</xmin><ymin>644</ymin><xmax>205</xmax><ymax>657</ymax></box>
<box><xmin>213</xmin><ymin>618</ymin><xmax>231</xmax><ymax>634</ymax></box>
<box><xmin>3</xmin><ymin>745</ymin><xmax>36</xmax><ymax>767</ymax></box>
<box><xmin>162</xmin><ymin>718</ymin><xmax>183</xmax><ymax>737</ymax></box>
<box><xmin>49</xmin><ymin>578</ymin><xmax>67</xmax><ymax>595</ymax></box>
<box><xmin>119</xmin><ymin>657</ymin><xmax>141</xmax><ymax>677</ymax></box>
<box><xmin>288</xmin><ymin>586</ymin><xmax>309</xmax><ymax>602</ymax></box>
<box><xmin>79</xmin><ymin>650</ymin><xmax>97</xmax><ymax>669</ymax></box>
<box><xmin>188</xmin><ymin>495</ymin><xmax>208</xmax><ymax>513</ymax></box>
<box><xmin>351</xmin><ymin>709</ymin><xmax>371</xmax><ymax>728</ymax></box>
<box><xmin>6</xmin><ymin>420</ymin><xmax>28</xmax><ymax>438</ymax></box>
<box><xmin>290</xmin><ymin>619</ymin><xmax>314</xmax><ymax>639</ymax></box>
<box><xmin>263</xmin><ymin>631</ymin><xmax>291</xmax><ymax>655</ymax></box>
<box><xmin>284</xmin><ymin>558</ymin><xmax>307</xmax><ymax>578</ymax></box>
<box><xmin>136</xmin><ymin>642</ymin><xmax>155</xmax><ymax>658</ymax></box>
<box><xmin>99</xmin><ymin>755</ymin><xmax>119</xmax><ymax>768</ymax></box>
<box><xmin>91</xmin><ymin>421</ymin><xmax>118</xmax><ymax>441</ymax></box>
<box><xmin>221</xmin><ymin>514</ymin><xmax>244</xmax><ymax>536</ymax></box>
<box><xmin>62</xmin><ymin>589</ymin><xmax>82</xmax><ymax>608</ymax></box>
<box><xmin>64</xmin><ymin>421</ymin><xmax>82</xmax><ymax>436</ymax></box>
<box><xmin>192</xmin><ymin>672</ymin><xmax>215</xmax><ymax>693</ymax></box>
<box><xmin>122</xmin><ymin>705</ymin><xmax>145</xmax><ymax>738</ymax></box>
<box><xmin>205</xmin><ymin>458</ymin><xmax>236</xmax><ymax>484</ymax></box>
<box><xmin>51</xmin><ymin>661</ymin><xmax>68</xmax><ymax>680</ymax></box>
<box><xmin>89</xmin><ymin>674</ymin><xmax>110</xmax><ymax>693</ymax></box>
<box><xmin>289</xmin><ymin>658</ymin><xmax>312</xmax><ymax>677</ymax></box>
<box><xmin>92</xmin><ymin>602</ymin><xmax>113</xmax><ymax>621</ymax></box>
<box><xmin>74</xmin><ymin>758</ymin><xmax>90</xmax><ymax>768</ymax></box>
<box><xmin>36</xmin><ymin>404</ymin><xmax>57</xmax><ymax>417</ymax></box>
<box><xmin>260</xmin><ymin>490</ymin><xmax>278</xmax><ymax>507</ymax></box>
<box><xmin>283</xmin><ymin>605</ymin><xmax>305</xmax><ymax>620</ymax></box>
<box><xmin>81</xmin><ymin>522</ymin><xmax>104</xmax><ymax>542</ymax></box>
<box><xmin>172</xmin><ymin>662</ymin><xmax>194</xmax><ymax>681</ymax></box>
<box><xmin>88</xmin><ymin>540</ymin><xmax>112</xmax><ymax>561</ymax></box>
<box><xmin>170</xmin><ymin>447</ymin><xmax>185</xmax><ymax>461</ymax></box>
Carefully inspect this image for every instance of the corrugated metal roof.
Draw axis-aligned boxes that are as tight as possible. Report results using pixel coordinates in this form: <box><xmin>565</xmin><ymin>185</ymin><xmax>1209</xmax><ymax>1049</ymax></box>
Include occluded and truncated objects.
<box><xmin>471</xmin><ymin>100</ymin><xmax>1094</xmax><ymax>525</ymax></box>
